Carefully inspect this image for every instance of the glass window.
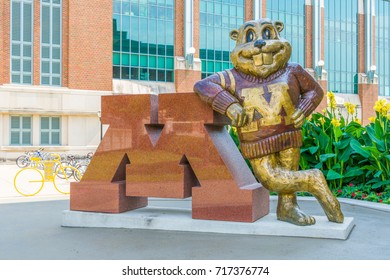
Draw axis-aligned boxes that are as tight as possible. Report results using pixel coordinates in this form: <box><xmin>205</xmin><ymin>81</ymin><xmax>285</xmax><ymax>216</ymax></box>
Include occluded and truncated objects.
<box><xmin>41</xmin><ymin>0</ymin><xmax>62</xmax><ymax>86</ymax></box>
<box><xmin>113</xmin><ymin>0</ymin><xmax>174</xmax><ymax>82</ymax></box>
<box><xmin>10</xmin><ymin>116</ymin><xmax>32</xmax><ymax>145</ymax></box>
<box><xmin>11</xmin><ymin>0</ymin><xmax>33</xmax><ymax>84</ymax></box>
<box><xmin>40</xmin><ymin>116</ymin><xmax>61</xmax><ymax>145</ymax></box>
<box><xmin>324</xmin><ymin>0</ymin><xmax>358</xmax><ymax>94</ymax></box>
<box><xmin>200</xmin><ymin>0</ymin><xmax>244</xmax><ymax>78</ymax></box>
<box><xmin>376</xmin><ymin>0</ymin><xmax>390</xmax><ymax>96</ymax></box>
<box><xmin>266</xmin><ymin>0</ymin><xmax>306</xmax><ymax>66</ymax></box>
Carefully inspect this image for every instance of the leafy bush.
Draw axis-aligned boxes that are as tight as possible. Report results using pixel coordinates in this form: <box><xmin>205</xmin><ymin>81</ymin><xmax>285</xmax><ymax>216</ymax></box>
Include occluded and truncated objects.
<box><xmin>300</xmin><ymin>93</ymin><xmax>390</xmax><ymax>203</ymax></box>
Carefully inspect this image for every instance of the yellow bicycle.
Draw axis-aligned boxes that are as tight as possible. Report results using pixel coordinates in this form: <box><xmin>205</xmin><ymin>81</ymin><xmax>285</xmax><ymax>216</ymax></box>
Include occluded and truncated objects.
<box><xmin>13</xmin><ymin>153</ymin><xmax>81</xmax><ymax>196</ymax></box>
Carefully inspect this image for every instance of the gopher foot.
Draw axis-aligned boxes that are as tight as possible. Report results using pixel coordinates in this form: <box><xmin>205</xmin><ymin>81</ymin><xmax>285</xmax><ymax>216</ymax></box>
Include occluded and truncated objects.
<box><xmin>277</xmin><ymin>205</ymin><xmax>316</xmax><ymax>226</ymax></box>
<box><xmin>324</xmin><ymin>199</ymin><xmax>344</xmax><ymax>223</ymax></box>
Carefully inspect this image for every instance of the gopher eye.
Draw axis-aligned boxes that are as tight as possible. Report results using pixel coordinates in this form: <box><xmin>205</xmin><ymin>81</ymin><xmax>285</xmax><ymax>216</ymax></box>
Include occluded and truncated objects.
<box><xmin>246</xmin><ymin>30</ymin><xmax>255</xmax><ymax>43</ymax></box>
<box><xmin>262</xmin><ymin>28</ymin><xmax>272</xmax><ymax>40</ymax></box>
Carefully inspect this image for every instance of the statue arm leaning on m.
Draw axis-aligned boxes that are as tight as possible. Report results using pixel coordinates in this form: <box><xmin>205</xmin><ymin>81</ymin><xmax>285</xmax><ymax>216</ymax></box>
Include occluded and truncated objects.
<box><xmin>194</xmin><ymin>18</ymin><xmax>344</xmax><ymax>226</ymax></box>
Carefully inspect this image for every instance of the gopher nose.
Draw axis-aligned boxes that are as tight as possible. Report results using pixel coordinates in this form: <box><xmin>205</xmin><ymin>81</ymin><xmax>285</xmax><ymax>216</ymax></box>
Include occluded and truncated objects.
<box><xmin>254</xmin><ymin>39</ymin><xmax>266</xmax><ymax>49</ymax></box>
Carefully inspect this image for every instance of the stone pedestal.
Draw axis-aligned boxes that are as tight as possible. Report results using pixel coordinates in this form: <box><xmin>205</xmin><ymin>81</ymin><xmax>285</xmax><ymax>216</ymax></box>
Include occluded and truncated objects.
<box><xmin>63</xmin><ymin>207</ymin><xmax>355</xmax><ymax>240</ymax></box>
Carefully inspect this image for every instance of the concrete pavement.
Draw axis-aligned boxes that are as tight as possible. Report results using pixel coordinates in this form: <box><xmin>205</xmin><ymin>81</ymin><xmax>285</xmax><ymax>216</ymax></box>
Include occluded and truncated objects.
<box><xmin>1</xmin><ymin>163</ymin><xmax>390</xmax><ymax>260</ymax></box>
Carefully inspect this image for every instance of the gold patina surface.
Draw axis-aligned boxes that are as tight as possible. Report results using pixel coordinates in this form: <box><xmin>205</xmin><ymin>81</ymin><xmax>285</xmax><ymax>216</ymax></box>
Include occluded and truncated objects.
<box><xmin>250</xmin><ymin>148</ymin><xmax>344</xmax><ymax>226</ymax></box>
<box><xmin>240</xmin><ymin>83</ymin><xmax>295</xmax><ymax>132</ymax></box>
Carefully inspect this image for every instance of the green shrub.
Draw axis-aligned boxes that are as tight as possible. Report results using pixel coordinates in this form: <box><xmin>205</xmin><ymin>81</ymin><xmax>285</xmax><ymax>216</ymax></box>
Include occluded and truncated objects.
<box><xmin>301</xmin><ymin>93</ymin><xmax>390</xmax><ymax>198</ymax></box>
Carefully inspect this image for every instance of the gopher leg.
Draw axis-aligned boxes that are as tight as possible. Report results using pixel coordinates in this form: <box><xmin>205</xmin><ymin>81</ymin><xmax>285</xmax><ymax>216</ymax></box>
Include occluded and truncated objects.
<box><xmin>277</xmin><ymin>148</ymin><xmax>315</xmax><ymax>225</ymax></box>
<box><xmin>250</xmin><ymin>148</ymin><xmax>344</xmax><ymax>225</ymax></box>
<box><xmin>303</xmin><ymin>168</ymin><xmax>344</xmax><ymax>223</ymax></box>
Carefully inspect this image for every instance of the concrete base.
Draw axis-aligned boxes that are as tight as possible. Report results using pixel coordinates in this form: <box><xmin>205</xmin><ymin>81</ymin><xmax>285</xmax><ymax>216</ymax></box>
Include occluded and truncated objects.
<box><xmin>62</xmin><ymin>207</ymin><xmax>355</xmax><ymax>240</ymax></box>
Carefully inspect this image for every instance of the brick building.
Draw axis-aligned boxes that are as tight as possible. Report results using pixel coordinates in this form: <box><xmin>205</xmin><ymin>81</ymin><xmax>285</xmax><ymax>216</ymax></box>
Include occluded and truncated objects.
<box><xmin>0</xmin><ymin>0</ymin><xmax>389</xmax><ymax>158</ymax></box>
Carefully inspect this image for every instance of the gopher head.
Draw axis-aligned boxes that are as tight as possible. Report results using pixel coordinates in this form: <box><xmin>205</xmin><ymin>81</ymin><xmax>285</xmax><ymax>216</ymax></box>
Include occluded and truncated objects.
<box><xmin>230</xmin><ymin>19</ymin><xmax>292</xmax><ymax>78</ymax></box>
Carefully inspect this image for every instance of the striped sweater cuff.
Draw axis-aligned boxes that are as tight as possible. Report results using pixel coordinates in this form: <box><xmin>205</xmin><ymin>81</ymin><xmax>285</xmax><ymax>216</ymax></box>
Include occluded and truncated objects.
<box><xmin>212</xmin><ymin>90</ymin><xmax>238</xmax><ymax>115</ymax></box>
<box><xmin>299</xmin><ymin>98</ymin><xmax>320</xmax><ymax>117</ymax></box>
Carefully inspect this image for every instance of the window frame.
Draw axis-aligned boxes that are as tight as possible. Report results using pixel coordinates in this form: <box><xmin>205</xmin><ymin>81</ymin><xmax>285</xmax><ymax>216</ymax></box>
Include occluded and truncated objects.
<box><xmin>324</xmin><ymin>0</ymin><xmax>358</xmax><ymax>94</ymax></box>
<box><xmin>199</xmin><ymin>0</ymin><xmax>245</xmax><ymax>78</ymax></box>
<box><xmin>113</xmin><ymin>0</ymin><xmax>175</xmax><ymax>82</ymax></box>
<box><xmin>10</xmin><ymin>0</ymin><xmax>34</xmax><ymax>85</ymax></box>
<box><xmin>40</xmin><ymin>116</ymin><xmax>61</xmax><ymax>146</ymax></box>
<box><xmin>376</xmin><ymin>0</ymin><xmax>390</xmax><ymax>96</ymax></box>
<box><xmin>266</xmin><ymin>0</ymin><xmax>306</xmax><ymax>66</ymax></box>
<box><xmin>40</xmin><ymin>0</ymin><xmax>62</xmax><ymax>86</ymax></box>
<box><xmin>10</xmin><ymin>115</ymin><xmax>32</xmax><ymax>146</ymax></box>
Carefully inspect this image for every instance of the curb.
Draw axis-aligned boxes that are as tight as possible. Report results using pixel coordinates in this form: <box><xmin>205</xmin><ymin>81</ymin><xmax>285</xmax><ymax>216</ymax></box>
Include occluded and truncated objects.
<box><xmin>1</xmin><ymin>195</ymin><xmax>389</xmax><ymax>213</ymax></box>
<box><xmin>287</xmin><ymin>196</ymin><xmax>390</xmax><ymax>213</ymax></box>
<box><xmin>0</xmin><ymin>195</ymin><xmax>69</xmax><ymax>204</ymax></box>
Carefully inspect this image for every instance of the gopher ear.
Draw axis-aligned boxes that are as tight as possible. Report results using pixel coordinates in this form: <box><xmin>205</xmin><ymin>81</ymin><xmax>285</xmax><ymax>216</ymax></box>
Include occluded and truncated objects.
<box><xmin>230</xmin><ymin>29</ymin><xmax>239</xmax><ymax>41</ymax></box>
<box><xmin>274</xmin><ymin>21</ymin><xmax>284</xmax><ymax>33</ymax></box>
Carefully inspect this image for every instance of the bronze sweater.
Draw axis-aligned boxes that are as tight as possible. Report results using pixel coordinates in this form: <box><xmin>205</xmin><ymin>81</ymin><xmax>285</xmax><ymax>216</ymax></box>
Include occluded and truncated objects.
<box><xmin>194</xmin><ymin>63</ymin><xmax>324</xmax><ymax>159</ymax></box>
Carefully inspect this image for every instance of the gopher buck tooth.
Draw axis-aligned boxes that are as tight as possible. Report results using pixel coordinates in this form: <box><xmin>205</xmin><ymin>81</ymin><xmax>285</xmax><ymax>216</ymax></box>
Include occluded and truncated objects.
<box><xmin>253</xmin><ymin>53</ymin><xmax>273</xmax><ymax>66</ymax></box>
<box><xmin>263</xmin><ymin>53</ymin><xmax>273</xmax><ymax>65</ymax></box>
<box><xmin>253</xmin><ymin>54</ymin><xmax>263</xmax><ymax>66</ymax></box>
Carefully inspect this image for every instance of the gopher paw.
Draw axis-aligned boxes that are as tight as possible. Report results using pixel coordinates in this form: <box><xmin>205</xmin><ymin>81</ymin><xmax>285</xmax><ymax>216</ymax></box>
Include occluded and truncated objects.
<box><xmin>277</xmin><ymin>205</ymin><xmax>316</xmax><ymax>226</ymax></box>
<box><xmin>291</xmin><ymin>109</ymin><xmax>305</xmax><ymax>128</ymax></box>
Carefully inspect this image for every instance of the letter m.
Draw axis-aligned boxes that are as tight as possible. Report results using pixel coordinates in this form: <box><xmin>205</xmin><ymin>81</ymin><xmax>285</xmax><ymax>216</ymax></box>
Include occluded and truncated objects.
<box><xmin>70</xmin><ymin>93</ymin><xmax>269</xmax><ymax>222</ymax></box>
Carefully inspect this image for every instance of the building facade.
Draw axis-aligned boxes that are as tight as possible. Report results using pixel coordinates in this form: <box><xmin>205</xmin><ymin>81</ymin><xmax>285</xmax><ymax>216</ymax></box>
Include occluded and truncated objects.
<box><xmin>0</xmin><ymin>0</ymin><xmax>113</xmax><ymax>159</ymax></box>
<box><xmin>0</xmin><ymin>0</ymin><xmax>389</xmax><ymax>159</ymax></box>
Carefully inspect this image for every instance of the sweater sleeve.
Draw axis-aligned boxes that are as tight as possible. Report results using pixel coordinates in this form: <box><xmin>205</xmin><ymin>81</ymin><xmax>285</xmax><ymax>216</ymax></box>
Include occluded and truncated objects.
<box><xmin>193</xmin><ymin>71</ymin><xmax>239</xmax><ymax>115</ymax></box>
<box><xmin>293</xmin><ymin>64</ymin><xmax>324</xmax><ymax>117</ymax></box>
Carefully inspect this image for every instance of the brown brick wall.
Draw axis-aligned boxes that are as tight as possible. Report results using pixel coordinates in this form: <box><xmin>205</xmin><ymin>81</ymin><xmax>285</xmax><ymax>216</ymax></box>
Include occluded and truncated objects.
<box><xmin>174</xmin><ymin>0</ymin><xmax>201</xmax><ymax>92</ymax></box>
<box><xmin>175</xmin><ymin>0</ymin><xmax>184</xmax><ymax>57</ymax></box>
<box><xmin>33</xmin><ymin>0</ymin><xmax>40</xmax><ymax>85</ymax></box>
<box><xmin>193</xmin><ymin>0</ymin><xmax>200</xmax><ymax>58</ymax></box>
<box><xmin>1</xmin><ymin>0</ymin><xmax>10</xmax><ymax>85</ymax></box>
<box><xmin>67</xmin><ymin>0</ymin><xmax>112</xmax><ymax>91</ymax></box>
<box><xmin>305</xmin><ymin>5</ymin><xmax>313</xmax><ymax>68</ymax></box>
<box><xmin>359</xmin><ymin>84</ymin><xmax>378</xmax><ymax>126</ymax></box>
<box><xmin>174</xmin><ymin>0</ymin><xmax>199</xmax><ymax>57</ymax></box>
<box><xmin>245</xmin><ymin>0</ymin><xmax>253</xmax><ymax>21</ymax></box>
<box><xmin>358</xmin><ymin>14</ymin><xmax>365</xmax><ymax>73</ymax></box>
<box><xmin>0</xmin><ymin>1</ymin><xmax>4</xmax><ymax>84</ymax></box>
<box><xmin>62</xmin><ymin>0</ymin><xmax>69</xmax><ymax>87</ymax></box>
<box><xmin>315</xmin><ymin>80</ymin><xmax>328</xmax><ymax>113</ymax></box>
<box><xmin>244</xmin><ymin>1</ymin><xmax>267</xmax><ymax>21</ymax></box>
<box><xmin>175</xmin><ymin>69</ymin><xmax>201</xmax><ymax>93</ymax></box>
<box><xmin>320</xmin><ymin>7</ymin><xmax>324</xmax><ymax>61</ymax></box>
<box><xmin>372</xmin><ymin>16</ymin><xmax>375</xmax><ymax>66</ymax></box>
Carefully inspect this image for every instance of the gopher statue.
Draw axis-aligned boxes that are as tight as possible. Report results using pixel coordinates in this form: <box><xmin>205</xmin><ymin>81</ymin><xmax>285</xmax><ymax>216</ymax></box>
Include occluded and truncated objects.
<box><xmin>194</xmin><ymin>19</ymin><xmax>344</xmax><ymax>226</ymax></box>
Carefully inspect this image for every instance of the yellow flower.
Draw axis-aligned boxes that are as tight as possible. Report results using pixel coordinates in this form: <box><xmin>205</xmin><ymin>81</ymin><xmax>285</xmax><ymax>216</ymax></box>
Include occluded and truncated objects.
<box><xmin>327</xmin><ymin>91</ymin><xmax>337</xmax><ymax>109</ymax></box>
<box><xmin>322</xmin><ymin>108</ymin><xmax>327</xmax><ymax>114</ymax></box>
<box><xmin>319</xmin><ymin>117</ymin><xmax>326</xmax><ymax>125</ymax></box>
<box><xmin>354</xmin><ymin>118</ymin><xmax>361</xmax><ymax>124</ymax></box>
<box><xmin>374</xmin><ymin>98</ymin><xmax>389</xmax><ymax>116</ymax></box>
<box><xmin>381</xmin><ymin>103</ymin><xmax>390</xmax><ymax>116</ymax></box>
<box><xmin>331</xmin><ymin>118</ymin><xmax>341</xmax><ymax>127</ymax></box>
<box><xmin>368</xmin><ymin>117</ymin><xmax>376</xmax><ymax>123</ymax></box>
<box><xmin>344</xmin><ymin>102</ymin><xmax>356</xmax><ymax>115</ymax></box>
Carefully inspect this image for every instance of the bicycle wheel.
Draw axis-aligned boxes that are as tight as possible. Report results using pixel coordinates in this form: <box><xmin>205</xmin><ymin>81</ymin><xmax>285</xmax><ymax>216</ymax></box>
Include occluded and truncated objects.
<box><xmin>54</xmin><ymin>163</ymin><xmax>72</xmax><ymax>179</ymax></box>
<box><xmin>14</xmin><ymin>168</ymin><xmax>44</xmax><ymax>196</ymax></box>
<box><xmin>74</xmin><ymin>164</ymin><xmax>87</xmax><ymax>181</ymax></box>
<box><xmin>53</xmin><ymin>166</ymin><xmax>81</xmax><ymax>194</ymax></box>
<box><xmin>16</xmin><ymin>155</ymin><xmax>30</xmax><ymax>168</ymax></box>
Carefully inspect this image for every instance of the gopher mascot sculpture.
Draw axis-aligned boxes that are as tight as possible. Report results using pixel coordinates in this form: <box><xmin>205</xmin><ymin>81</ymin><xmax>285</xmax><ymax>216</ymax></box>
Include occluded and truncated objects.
<box><xmin>194</xmin><ymin>19</ymin><xmax>344</xmax><ymax>226</ymax></box>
